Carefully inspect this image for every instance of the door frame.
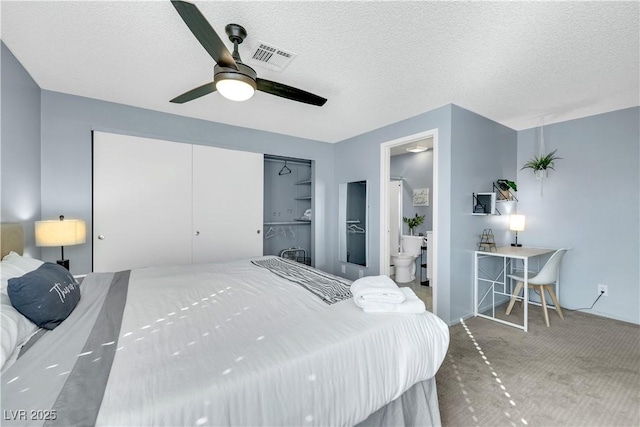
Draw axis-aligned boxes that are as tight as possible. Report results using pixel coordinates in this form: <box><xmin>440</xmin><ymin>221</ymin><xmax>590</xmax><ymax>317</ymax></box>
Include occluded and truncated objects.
<box><xmin>388</xmin><ymin>178</ymin><xmax>403</xmax><ymax>276</ymax></box>
<box><xmin>379</xmin><ymin>129</ymin><xmax>439</xmax><ymax>315</ymax></box>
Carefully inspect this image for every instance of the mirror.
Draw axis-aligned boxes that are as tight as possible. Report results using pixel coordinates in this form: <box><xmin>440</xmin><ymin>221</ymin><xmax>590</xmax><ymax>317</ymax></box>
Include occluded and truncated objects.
<box><xmin>339</xmin><ymin>180</ymin><xmax>368</xmax><ymax>266</ymax></box>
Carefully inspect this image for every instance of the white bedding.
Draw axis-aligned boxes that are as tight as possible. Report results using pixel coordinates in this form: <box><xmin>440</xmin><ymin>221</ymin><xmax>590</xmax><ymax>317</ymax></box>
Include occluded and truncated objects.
<box><xmin>2</xmin><ymin>257</ymin><xmax>449</xmax><ymax>426</ymax></box>
<box><xmin>98</xmin><ymin>258</ymin><xmax>449</xmax><ymax>426</ymax></box>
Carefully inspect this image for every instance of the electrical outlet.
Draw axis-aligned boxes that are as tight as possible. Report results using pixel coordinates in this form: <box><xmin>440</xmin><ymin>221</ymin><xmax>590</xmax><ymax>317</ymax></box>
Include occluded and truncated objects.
<box><xmin>341</xmin><ymin>265</ymin><xmax>346</xmax><ymax>274</ymax></box>
<box><xmin>358</xmin><ymin>270</ymin><xmax>364</xmax><ymax>278</ymax></box>
<box><xmin>597</xmin><ymin>284</ymin><xmax>608</xmax><ymax>297</ymax></box>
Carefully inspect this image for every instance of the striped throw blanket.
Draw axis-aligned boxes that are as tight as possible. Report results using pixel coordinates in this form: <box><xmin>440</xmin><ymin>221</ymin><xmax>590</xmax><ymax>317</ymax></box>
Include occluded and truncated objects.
<box><xmin>252</xmin><ymin>257</ymin><xmax>352</xmax><ymax>305</ymax></box>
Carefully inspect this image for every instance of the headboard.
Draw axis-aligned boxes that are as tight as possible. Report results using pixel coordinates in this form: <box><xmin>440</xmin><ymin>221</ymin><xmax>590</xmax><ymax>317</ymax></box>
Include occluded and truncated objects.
<box><xmin>0</xmin><ymin>223</ymin><xmax>24</xmax><ymax>258</ymax></box>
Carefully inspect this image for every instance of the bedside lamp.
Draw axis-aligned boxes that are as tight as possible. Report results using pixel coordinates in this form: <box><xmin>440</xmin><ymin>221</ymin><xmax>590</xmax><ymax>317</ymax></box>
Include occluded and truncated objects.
<box><xmin>509</xmin><ymin>214</ymin><xmax>526</xmax><ymax>247</ymax></box>
<box><xmin>35</xmin><ymin>215</ymin><xmax>86</xmax><ymax>270</ymax></box>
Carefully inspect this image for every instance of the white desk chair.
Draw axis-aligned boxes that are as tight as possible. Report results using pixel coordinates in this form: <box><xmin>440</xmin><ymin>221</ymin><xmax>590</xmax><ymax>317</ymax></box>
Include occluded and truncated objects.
<box><xmin>505</xmin><ymin>248</ymin><xmax>569</xmax><ymax>327</ymax></box>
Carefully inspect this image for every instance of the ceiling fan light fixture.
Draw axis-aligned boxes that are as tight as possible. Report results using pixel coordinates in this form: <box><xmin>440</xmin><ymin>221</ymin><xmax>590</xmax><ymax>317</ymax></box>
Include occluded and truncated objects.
<box><xmin>215</xmin><ymin>73</ymin><xmax>256</xmax><ymax>102</ymax></box>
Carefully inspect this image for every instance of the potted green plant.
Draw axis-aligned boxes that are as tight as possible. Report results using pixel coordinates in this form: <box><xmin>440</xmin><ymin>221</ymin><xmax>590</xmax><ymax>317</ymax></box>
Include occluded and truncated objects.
<box><xmin>403</xmin><ymin>213</ymin><xmax>425</xmax><ymax>235</ymax></box>
<box><xmin>521</xmin><ymin>149</ymin><xmax>562</xmax><ymax>179</ymax></box>
<box><xmin>496</xmin><ymin>179</ymin><xmax>517</xmax><ymax>200</ymax></box>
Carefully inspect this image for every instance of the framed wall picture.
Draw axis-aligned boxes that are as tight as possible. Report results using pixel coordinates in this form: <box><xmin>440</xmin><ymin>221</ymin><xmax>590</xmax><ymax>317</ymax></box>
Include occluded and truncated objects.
<box><xmin>413</xmin><ymin>188</ymin><xmax>429</xmax><ymax>206</ymax></box>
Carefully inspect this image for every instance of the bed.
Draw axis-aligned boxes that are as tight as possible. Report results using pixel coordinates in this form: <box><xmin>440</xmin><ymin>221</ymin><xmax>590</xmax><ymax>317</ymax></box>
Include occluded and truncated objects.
<box><xmin>1</xmin><ymin>224</ymin><xmax>449</xmax><ymax>426</ymax></box>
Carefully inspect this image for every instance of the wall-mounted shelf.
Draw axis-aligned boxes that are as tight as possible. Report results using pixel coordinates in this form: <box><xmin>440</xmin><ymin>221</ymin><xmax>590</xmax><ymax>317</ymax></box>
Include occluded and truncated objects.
<box><xmin>472</xmin><ymin>192</ymin><xmax>501</xmax><ymax>215</ymax></box>
<box><xmin>493</xmin><ymin>182</ymin><xmax>518</xmax><ymax>202</ymax></box>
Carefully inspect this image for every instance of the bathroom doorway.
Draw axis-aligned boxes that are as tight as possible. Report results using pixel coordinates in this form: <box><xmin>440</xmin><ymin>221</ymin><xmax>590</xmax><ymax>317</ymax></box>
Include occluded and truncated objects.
<box><xmin>380</xmin><ymin>129</ymin><xmax>438</xmax><ymax>314</ymax></box>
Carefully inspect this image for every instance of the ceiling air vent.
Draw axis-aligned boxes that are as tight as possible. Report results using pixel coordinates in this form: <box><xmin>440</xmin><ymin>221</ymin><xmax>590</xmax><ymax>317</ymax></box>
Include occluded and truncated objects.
<box><xmin>249</xmin><ymin>41</ymin><xmax>296</xmax><ymax>72</ymax></box>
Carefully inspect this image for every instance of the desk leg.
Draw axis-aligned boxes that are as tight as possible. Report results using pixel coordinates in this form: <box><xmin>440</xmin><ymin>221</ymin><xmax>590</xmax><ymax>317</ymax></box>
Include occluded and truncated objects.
<box><xmin>523</xmin><ymin>257</ymin><xmax>529</xmax><ymax>332</ymax></box>
<box><xmin>474</xmin><ymin>252</ymin><xmax>478</xmax><ymax>316</ymax></box>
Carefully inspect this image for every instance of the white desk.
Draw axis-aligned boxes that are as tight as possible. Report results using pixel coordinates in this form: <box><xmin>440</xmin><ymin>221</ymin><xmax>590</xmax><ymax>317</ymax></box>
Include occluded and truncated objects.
<box><xmin>474</xmin><ymin>246</ymin><xmax>557</xmax><ymax>331</ymax></box>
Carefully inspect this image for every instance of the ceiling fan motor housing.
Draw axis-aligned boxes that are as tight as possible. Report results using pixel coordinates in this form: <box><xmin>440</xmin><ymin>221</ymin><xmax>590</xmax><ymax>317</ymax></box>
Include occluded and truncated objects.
<box><xmin>225</xmin><ymin>23</ymin><xmax>247</xmax><ymax>45</ymax></box>
<box><xmin>214</xmin><ymin>63</ymin><xmax>257</xmax><ymax>90</ymax></box>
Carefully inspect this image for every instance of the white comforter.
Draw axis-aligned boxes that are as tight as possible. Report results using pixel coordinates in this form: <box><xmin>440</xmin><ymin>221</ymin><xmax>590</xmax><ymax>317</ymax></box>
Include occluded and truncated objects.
<box><xmin>1</xmin><ymin>258</ymin><xmax>448</xmax><ymax>426</ymax></box>
<box><xmin>95</xmin><ymin>258</ymin><xmax>449</xmax><ymax>426</ymax></box>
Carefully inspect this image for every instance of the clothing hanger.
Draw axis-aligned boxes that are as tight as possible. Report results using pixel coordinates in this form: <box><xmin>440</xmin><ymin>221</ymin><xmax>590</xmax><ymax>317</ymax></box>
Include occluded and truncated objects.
<box><xmin>278</xmin><ymin>161</ymin><xmax>292</xmax><ymax>175</ymax></box>
<box><xmin>348</xmin><ymin>224</ymin><xmax>365</xmax><ymax>234</ymax></box>
<box><xmin>264</xmin><ymin>227</ymin><xmax>276</xmax><ymax>239</ymax></box>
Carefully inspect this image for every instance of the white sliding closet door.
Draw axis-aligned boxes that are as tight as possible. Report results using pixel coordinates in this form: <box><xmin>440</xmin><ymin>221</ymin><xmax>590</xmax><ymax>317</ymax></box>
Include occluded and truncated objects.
<box><xmin>192</xmin><ymin>145</ymin><xmax>263</xmax><ymax>263</ymax></box>
<box><xmin>93</xmin><ymin>132</ymin><xmax>193</xmax><ymax>272</ymax></box>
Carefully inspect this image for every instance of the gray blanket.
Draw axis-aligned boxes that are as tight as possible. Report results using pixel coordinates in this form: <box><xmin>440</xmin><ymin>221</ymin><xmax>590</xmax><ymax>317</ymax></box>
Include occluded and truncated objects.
<box><xmin>1</xmin><ymin>271</ymin><xmax>129</xmax><ymax>427</ymax></box>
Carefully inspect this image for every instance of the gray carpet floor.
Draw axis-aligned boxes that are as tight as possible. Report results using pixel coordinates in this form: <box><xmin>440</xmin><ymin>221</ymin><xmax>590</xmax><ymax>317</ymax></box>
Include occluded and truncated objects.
<box><xmin>436</xmin><ymin>305</ymin><xmax>640</xmax><ymax>427</ymax></box>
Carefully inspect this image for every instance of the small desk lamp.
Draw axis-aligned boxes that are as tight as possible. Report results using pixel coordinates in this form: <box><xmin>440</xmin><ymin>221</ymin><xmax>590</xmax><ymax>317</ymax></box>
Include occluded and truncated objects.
<box><xmin>509</xmin><ymin>214</ymin><xmax>526</xmax><ymax>247</ymax></box>
<box><xmin>35</xmin><ymin>215</ymin><xmax>86</xmax><ymax>270</ymax></box>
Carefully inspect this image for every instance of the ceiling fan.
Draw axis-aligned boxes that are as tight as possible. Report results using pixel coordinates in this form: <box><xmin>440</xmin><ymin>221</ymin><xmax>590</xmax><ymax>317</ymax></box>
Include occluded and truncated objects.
<box><xmin>169</xmin><ymin>0</ymin><xmax>327</xmax><ymax>106</ymax></box>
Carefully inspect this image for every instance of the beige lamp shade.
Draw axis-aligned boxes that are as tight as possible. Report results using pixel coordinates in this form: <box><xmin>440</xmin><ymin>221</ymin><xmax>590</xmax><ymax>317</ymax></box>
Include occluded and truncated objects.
<box><xmin>509</xmin><ymin>214</ymin><xmax>526</xmax><ymax>232</ymax></box>
<box><xmin>35</xmin><ymin>218</ymin><xmax>87</xmax><ymax>247</ymax></box>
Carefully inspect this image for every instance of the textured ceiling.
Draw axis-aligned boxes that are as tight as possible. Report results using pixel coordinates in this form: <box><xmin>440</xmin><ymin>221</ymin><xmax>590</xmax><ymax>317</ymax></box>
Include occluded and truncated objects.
<box><xmin>2</xmin><ymin>1</ymin><xmax>638</xmax><ymax>143</ymax></box>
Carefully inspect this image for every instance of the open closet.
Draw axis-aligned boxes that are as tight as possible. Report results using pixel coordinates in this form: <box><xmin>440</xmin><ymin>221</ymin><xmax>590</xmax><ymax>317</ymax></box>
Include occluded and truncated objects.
<box><xmin>263</xmin><ymin>155</ymin><xmax>313</xmax><ymax>266</ymax></box>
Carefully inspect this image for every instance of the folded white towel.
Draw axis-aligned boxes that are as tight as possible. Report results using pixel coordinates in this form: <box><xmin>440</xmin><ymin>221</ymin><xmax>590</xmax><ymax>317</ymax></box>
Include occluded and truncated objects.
<box><xmin>351</xmin><ymin>275</ymin><xmax>405</xmax><ymax>305</ymax></box>
<box><xmin>356</xmin><ymin>287</ymin><xmax>426</xmax><ymax>314</ymax></box>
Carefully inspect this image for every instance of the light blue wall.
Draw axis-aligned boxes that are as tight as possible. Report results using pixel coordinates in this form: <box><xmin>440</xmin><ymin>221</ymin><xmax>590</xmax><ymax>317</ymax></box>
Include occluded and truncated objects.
<box><xmin>516</xmin><ymin>107</ymin><xmax>640</xmax><ymax>324</ymax></box>
<box><xmin>0</xmin><ymin>43</ymin><xmax>41</xmax><ymax>258</ymax></box>
<box><xmin>333</xmin><ymin>105</ymin><xmax>517</xmax><ymax>325</ymax></box>
<box><xmin>390</xmin><ymin>151</ymin><xmax>434</xmax><ymax>233</ymax></box>
<box><xmin>450</xmin><ymin>105</ymin><xmax>517</xmax><ymax>321</ymax></box>
<box><xmin>334</xmin><ymin>105</ymin><xmax>455</xmax><ymax>322</ymax></box>
<box><xmin>39</xmin><ymin>90</ymin><xmax>334</xmax><ymax>275</ymax></box>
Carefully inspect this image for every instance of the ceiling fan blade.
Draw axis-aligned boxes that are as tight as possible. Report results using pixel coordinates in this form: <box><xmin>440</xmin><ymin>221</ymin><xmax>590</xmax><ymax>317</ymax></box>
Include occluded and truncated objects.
<box><xmin>170</xmin><ymin>81</ymin><xmax>217</xmax><ymax>103</ymax></box>
<box><xmin>171</xmin><ymin>0</ymin><xmax>237</xmax><ymax>69</ymax></box>
<box><xmin>256</xmin><ymin>79</ymin><xmax>327</xmax><ymax>107</ymax></box>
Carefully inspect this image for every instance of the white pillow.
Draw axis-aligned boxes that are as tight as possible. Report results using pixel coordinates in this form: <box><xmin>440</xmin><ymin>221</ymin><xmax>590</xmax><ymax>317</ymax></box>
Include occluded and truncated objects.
<box><xmin>1</xmin><ymin>264</ymin><xmax>24</xmax><ymax>294</ymax></box>
<box><xmin>1</xmin><ymin>297</ymin><xmax>37</xmax><ymax>369</ymax></box>
<box><xmin>0</xmin><ymin>252</ymin><xmax>43</xmax><ymax>369</ymax></box>
<box><xmin>2</xmin><ymin>251</ymin><xmax>44</xmax><ymax>273</ymax></box>
<box><xmin>1</xmin><ymin>252</ymin><xmax>44</xmax><ymax>294</ymax></box>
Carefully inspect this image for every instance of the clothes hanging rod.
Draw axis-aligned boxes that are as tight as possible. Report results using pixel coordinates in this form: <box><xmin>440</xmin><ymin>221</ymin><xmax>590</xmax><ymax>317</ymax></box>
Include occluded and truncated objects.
<box><xmin>264</xmin><ymin>156</ymin><xmax>312</xmax><ymax>166</ymax></box>
<box><xmin>264</xmin><ymin>221</ymin><xmax>311</xmax><ymax>226</ymax></box>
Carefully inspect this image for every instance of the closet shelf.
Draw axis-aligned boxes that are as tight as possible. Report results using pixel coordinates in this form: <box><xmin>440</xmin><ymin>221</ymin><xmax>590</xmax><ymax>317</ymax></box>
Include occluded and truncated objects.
<box><xmin>295</xmin><ymin>196</ymin><xmax>312</xmax><ymax>200</ymax></box>
<box><xmin>264</xmin><ymin>221</ymin><xmax>311</xmax><ymax>226</ymax></box>
<box><xmin>295</xmin><ymin>180</ymin><xmax>312</xmax><ymax>185</ymax></box>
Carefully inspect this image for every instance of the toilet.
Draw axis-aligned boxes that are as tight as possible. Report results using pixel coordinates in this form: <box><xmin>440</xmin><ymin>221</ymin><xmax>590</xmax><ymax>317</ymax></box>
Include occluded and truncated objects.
<box><xmin>391</xmin><ymin>235</ymin><xmax>425</xmax><ymax>283</ymax></box>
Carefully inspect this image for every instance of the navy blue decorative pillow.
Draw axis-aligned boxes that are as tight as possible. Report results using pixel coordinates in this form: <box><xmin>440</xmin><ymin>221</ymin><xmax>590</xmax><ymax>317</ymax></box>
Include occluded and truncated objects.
<box><xmin>7</xmin><ymin>263</ymin><xmax>81</xmax><ymax>330</ymax></box>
